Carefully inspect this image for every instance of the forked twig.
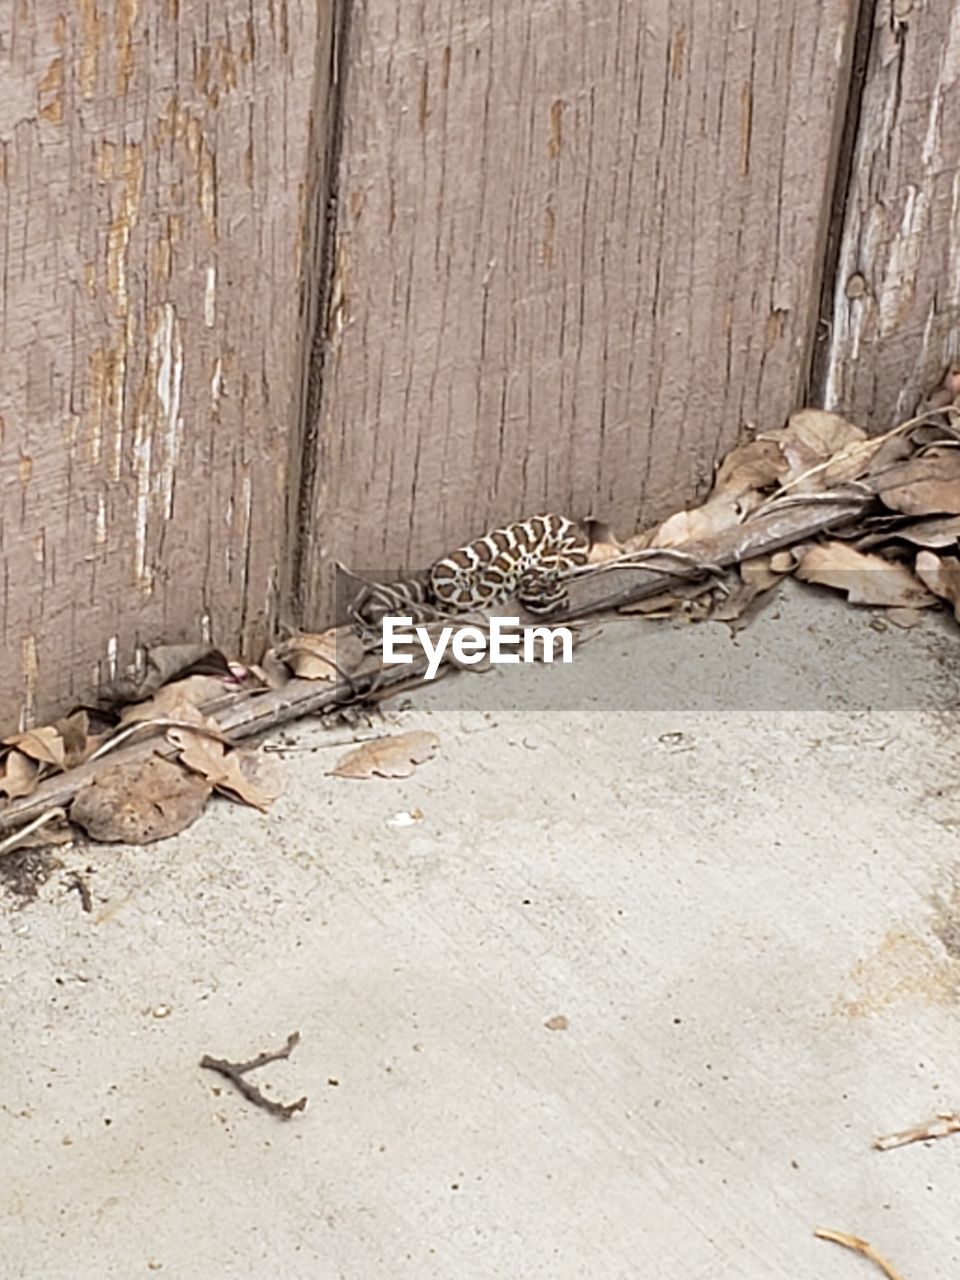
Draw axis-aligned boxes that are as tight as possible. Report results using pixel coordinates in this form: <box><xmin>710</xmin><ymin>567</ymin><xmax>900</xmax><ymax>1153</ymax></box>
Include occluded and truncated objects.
<box><xmin>200</xmin><ymin>1031</ymin><xmax>308</xmax><ymax>1120</ymax></box>
<box><xmin>814</xmin><ymin>1228</ymin><xmax>906</xmax><ymax>1280</ymax></box>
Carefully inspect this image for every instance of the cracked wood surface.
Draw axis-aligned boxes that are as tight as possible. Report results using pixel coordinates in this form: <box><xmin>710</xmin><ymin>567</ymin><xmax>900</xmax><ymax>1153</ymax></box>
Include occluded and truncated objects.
<box><xmin>821</xmin><ymin>0</ymin><xmax>960</xmax><ymax>423</ymax></box>
<box><xmin>0</xmin><ymin>0</ymin><xmax>326</xmax><ymax>728</ymax></box>
<box><xmin>301</xmin><ymin>0</ymin><xmax>858</xmax><ymax>620</ymax></box>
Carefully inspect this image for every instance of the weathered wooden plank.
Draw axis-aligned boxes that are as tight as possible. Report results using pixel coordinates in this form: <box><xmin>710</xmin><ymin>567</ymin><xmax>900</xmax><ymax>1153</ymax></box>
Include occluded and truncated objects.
<box><xmin>0</xmin><ymin>0</ymin><xmax>326</xmax><ymax>728</ymax></box>
<box><xmin>819</xmin><ymin>0</ymin><xmax>960</xmax><ymax>423</ymax></box>
<box><xmin>301</xmin><ymin>0</ymin><xmax>858</xmax><ymax>618</ymax></box>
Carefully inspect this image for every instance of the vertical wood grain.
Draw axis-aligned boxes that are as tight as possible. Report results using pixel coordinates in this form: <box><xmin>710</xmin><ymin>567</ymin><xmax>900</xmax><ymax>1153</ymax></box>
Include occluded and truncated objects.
<box><xmin>301</xmin><ymin>0</ymin><xmax>858</xmax><ymax>618</ymax></box>
<box><xmin>818</xmin><ymin>0</ymin><xmax>960</xmax><ymax>424</ymax></box>
<box><xmin>0</xmin><ymin>0</ymin><xmax>325</xmax><ymax>727</ymax></box>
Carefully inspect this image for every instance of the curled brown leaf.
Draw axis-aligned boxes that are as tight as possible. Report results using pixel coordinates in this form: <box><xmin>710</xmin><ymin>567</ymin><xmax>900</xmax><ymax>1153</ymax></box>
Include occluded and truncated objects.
<box><xmin>710</xmin><ymin>438</ymin><xmax>788</xmax><ymax>499</ymax></box>
<box><xmin>915</xmin><ymin>550</ymin><xmax>960</xmax><ymax>621</ymax></box>
<box><xmin>796</xmin><ymin>542</ymin><xmax>936</xmax><ymax>609</ymax></box>
<box><xmin>0</xmin><ymin>750</ymin><xmax>39</xmax><ymax>800</ymax></box>
<box><xmin>332</xmin><ymin>731</ymin><xmax>440</xmax><ymax>780</ymax></box>
<box><xmin>763</xmin><ymin>409</ymin><xmax>869</xmax><ymax>488</ymax></box>
<box><xmin>649</xmin><ymin>496</ymin><xmax>747</xmax><ymax>548</ymax></box>
<box><xmin>70</xmin><ymin>756</ymin><xmax>212</xmax><ymax>844</ymax></box>
<box><xmin>874</xmin><ymin>448</ymin><xmax>960</xmax><ymax>516</ymax></box>
<box><xmin>167</xmin><ymin>729</ymin><xmax>282</xmax><ymax>811</ymax></box>
<box><xmin>3</xmin><ymin>725</ymin><xmax>66</xmax><ymax>769</ymax></box>
<box><xmin>271</xmin><ymin>628</ymin><xmax>366</xmax><ymax>683</ymax></box>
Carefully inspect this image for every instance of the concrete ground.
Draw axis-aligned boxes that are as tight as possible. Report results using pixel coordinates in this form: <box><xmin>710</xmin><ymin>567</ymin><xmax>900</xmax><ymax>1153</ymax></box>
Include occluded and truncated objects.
<box><xmin>3</xmin><ymin>583</ymin><xmax>960</xmax><ymax>1279</ymax></box>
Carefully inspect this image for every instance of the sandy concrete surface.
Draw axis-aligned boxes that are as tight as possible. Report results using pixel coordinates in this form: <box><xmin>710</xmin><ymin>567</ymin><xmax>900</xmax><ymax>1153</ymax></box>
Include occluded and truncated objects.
<box><xmin>3</xmin><ymin>584</ymin><xmax>960</xmax><ymax>1279</ymax></box>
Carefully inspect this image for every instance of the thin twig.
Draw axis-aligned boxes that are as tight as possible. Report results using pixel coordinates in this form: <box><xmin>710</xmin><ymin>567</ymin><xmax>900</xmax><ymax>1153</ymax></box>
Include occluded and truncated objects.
<box><xmin>87</xmin><ymin>716</ymin><xmax>236</xmax><ymax>763</ymax></box>
<box><xmin>814</xmin><ymin>1228</ymin><xmax>906</xmax><ymax>1280</ymax></box>
<box><xmin>548</xmin><ymin>495</ymin><xmax>873</xmax><ymax>624</ymax></box>
<box><xmin>752</xmin><ymin>410</ymin><xmax>949</xmax><ymax>518</ymax></box>
<box><xmin>874</xmin><ymin>1112</ymin><xmax>960</xmax><ymax>1151</ymax></box>
<box><xmin>754</xmin><ymin>482</ymin><xmax>875</xmax><ymax>517</ymax></box>
<box><xmin>200</xmin><ymin>1030</ymin><xmax>307</xmax><ymax>1120</ymax></box>
<box><xmin>567</xmin><ymin>546</ymin><xmax>724</xmax><ymax>579</ymax></box>
<box><xmin>0</xmin><ymin>807</ymin><xmax>68</xmax><ymax>860</ymax></box>
<box><xmin>66</xmin><ymin>872</ymin><xmax>93</xmax><ymax>913</ymax></box>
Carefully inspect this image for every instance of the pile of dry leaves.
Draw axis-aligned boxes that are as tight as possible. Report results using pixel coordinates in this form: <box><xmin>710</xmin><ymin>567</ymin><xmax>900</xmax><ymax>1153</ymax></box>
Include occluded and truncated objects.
<box><xmin>0</xmin><ymin>626</ymin><xmax>438</xmax><ymax>860</ymax></box>
<box><xmin>3</xmin><ymin>384</ymin><xmax>960</xmax><ymax>861</ymax></box>
<box><xmin>584</xmin><ymin>398</ymin><xmax>960</xmax><ymax>630</ymax></box>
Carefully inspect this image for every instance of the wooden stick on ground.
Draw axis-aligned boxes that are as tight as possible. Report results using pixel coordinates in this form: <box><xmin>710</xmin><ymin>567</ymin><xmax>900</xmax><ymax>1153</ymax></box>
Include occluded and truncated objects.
<box><xmin>814</xmin><ymin>1229</ymin><xmax>906</xmax><ymax>1280</ymax></box>
<box><xmin>875</xmin><ymin>1112</ymin><xmax>960</xmax><ymax>1151</ymax></box>
<box><xmin>551</xmin><ymin>496</ymin><xmax>872</xmax><ymax>623</ymax></box>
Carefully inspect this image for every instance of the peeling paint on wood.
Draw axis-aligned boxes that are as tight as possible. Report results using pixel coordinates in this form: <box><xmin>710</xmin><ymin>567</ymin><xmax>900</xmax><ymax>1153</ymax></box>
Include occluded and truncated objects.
<box><xmin>116</xmin><ymin>0</ymin><xmax>138</xmax><ymax>95</ymax></box>
<box><xmin>820</xmin><ymin>0</ymin><xmax>960</xmax><ymax>422</ymax></box>
<box><xmin>204</xmin><ymin>266</ymin><xmax>216</xmax><ymax>327</ymax></box>
<box><xmin>79</xmin><ymin>0</ymin><xmax>104</xmax><ymax>99</ymax></box>
<box><xmin>0</xmin><ymin>0</ymin><xmax>324</xmax><ymax>727</ymax></box>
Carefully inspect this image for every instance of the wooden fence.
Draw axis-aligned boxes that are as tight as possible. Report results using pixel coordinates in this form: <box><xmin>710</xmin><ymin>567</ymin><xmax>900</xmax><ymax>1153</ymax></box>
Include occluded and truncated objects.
<box><xmin>1</xmin><ymin>0</ymin><xmax>957</xmax><ymax>729</ymax></box>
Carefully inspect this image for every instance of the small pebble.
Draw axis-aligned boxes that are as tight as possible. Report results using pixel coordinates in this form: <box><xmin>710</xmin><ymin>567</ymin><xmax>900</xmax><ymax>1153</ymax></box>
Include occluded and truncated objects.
<box><xmin>386</xmin><ymin>810</ymin><xmax>423</xmax><ymax>829</ymax></box>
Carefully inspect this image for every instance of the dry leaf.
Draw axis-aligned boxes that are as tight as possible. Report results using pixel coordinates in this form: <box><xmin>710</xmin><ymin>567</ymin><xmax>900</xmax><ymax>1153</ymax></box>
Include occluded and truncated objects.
<box><xmin>584</xmin><ymin>519</ymin><xmax>625</xmax><ymax>563</ymax></box>
<box><xmin>70</xmin><ymin>755</ymin><xmax>212</xmax><ymax>844</ymax></box>
<box><xmin>796</xmin><ymin>541</ymin><xmax>936</xmax><ymax>608</ymax></box>
<box><xmin>332</xmin><ymin>730</ymin><xmax>439</xmax><ymax>779</ymax></box>
<box><xmin>617</xmin><ymin>575</ymin><xmax>719</xmax><ymax>617</ymax></box>
<box><xmin>874</xmin><ymin>448</ymin><xmax>960</xmax><ymax>516</ymax></box>
<box><xmin>649</xmin><ymin>496</ymin><xmax>746</xmax><ymax>548</ymax></box>
<box><xmin>0</xmin><ymin>750</ymin><xmax>39</xmax><ymax>800</ymax></box>
<box><xmin>120</xmin><ymin>674</ymin><xmax>226</xmax><ymax>726</ymax></box>
<box><xmin>890</xmin><ymin>513</ymin><xmax>960</xmax><ymax>548</ymax></box>
<box><xmin>867</xmin><ymin>432</ymin><xmax>915</xmax><ymax>476</ymax></box>
<box><xmin>52</xmin><ymin>709</ymin><xmax>107</xmax><ymax>768</ymax></box>
<box><xmin>8</xmin><ymin>819</ymin><xmax>74</xmax><ymax>850</ymax></box>
<box><xmin>168</xmin><ymin>729</ymin><xmax>281</xmax><ymax>811</ymax></box>
<box><xmin>4</xmin><ymin>725</ymin><xmax>66</xmax><ymax>769</ymax></box>
<box><xmin>764</xmin><ymin>409</ymin><xmax>867</xmax><ymax>487</ymax></box>
<box><xmin>911</xmin><ymin>422</ymin><xmax>960</xmax><ymax>448</ymax></box>
<box><xmin>915</xmin><ymin>550</ymin><xmax>960</xmax><ymax>620</ymax></box>
<box><xmin>101</xmin><ymin>643</ymin><xmax>234</xmax><ymax>705</ymax></box>
<box><xmin>272</xmin><ymin>628</ymin><xmax>366</xmax><ymax>682</ymax></box>
<box><xmin>617</xmin><ymin>590</ymin><xmax>686</xmax><ymax>617</ymax></box>
<box><xmin>758</xmin><ymin>408</ymin><xmax>892</xmax><ymax>492</ymax></box>
<box><xmin>709</xmin><ymin>569</ymin><xmax>784</xmax><ymax>631</ymax></box>
<box><xmin>711</xmin><ymin>438</ymin><xmax>787</xmax><ymax>498</ymax></box>
<box><xmin>769</xmin><ymin>549</ymin><xmax>798</xmax><ymax>573</ymax></box>
<box><xmin>917</xmin><ymin>363</ymin><xmax>960</xmax><ymax>414</ymax></box>
<box><xmin>622</xmin><ymin>524</ymin><xmax>659</xmax><ymax>553</ymax></box>
<box><xmin>740</xmin><ymin>554</ymin><xmax>785</xmax><ymax>591</ymax></box>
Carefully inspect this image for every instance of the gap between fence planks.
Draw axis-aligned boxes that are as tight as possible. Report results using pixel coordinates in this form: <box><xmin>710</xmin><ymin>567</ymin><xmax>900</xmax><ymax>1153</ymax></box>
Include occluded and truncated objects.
<box><xmin>0</xmin><ymin>495</ymin><xmax>870</xmax><ymax>838</ymax></box>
